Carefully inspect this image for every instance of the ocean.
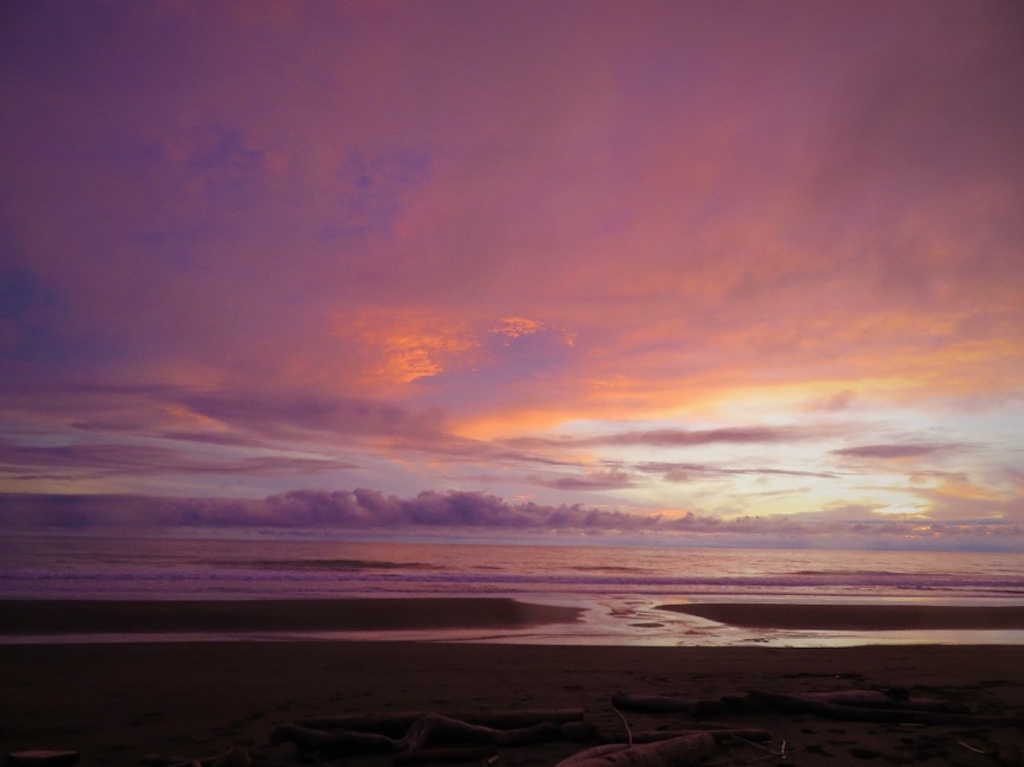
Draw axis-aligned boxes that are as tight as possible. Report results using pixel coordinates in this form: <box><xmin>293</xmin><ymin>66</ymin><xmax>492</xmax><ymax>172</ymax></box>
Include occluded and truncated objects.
<box><xmin>3</xmin><ymin>533</ymin><xmax>1024</xmax><ymax>647</ymax></box>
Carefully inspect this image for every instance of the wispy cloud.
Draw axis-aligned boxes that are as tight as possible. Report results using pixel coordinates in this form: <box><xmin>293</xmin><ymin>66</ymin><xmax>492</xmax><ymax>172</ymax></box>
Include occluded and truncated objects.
<box><xmin>0</xmin><ymin>440</ymin><xmax>358</xmax><ymax>482</ymax></box>
<box><xmin>510</xmin><ymin>426</ymin><xmax>821</xmax><ymax>450</ymax></box>
<box><xmin>832</xmin><ymin>443</ymin><xmax>965</xmax><ymax>460</ymax></box>
<box><xmin>536</xmin><ymin>470</ymin><xmax>635</xmax><ymax>491</ymax></box>
<box><xmin>635</xmin><ymin>462</ymin><xmax>838</xmax><ymax>483</ymax></box>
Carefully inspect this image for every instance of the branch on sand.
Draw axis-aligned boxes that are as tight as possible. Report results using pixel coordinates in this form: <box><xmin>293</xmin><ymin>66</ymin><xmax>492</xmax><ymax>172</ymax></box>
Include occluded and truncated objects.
<box><xmin>555</xmin><ymin>732</ymin><xmax>715</xmax><ymax>767</ymax></box>
<box><xmin>695</xmin><ymin>689</ymin><xmax>1024</xmax><ymax>727</ymax></box>
<box><xmin>296</xmin><ymin>708</ymin><xmax>584</xmax><ymax>734</ymax></box>
<box><xmin>272</xmin><ymin>712</ymin><xmax>593</xmax><ymax>757</ymax></box>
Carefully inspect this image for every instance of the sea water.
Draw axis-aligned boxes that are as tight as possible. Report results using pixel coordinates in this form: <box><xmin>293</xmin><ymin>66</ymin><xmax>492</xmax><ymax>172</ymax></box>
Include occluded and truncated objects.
<box><xmin>3</xmin><ymin>533</ymin><xmax>1024</xmax><ymax>646</ymax></box>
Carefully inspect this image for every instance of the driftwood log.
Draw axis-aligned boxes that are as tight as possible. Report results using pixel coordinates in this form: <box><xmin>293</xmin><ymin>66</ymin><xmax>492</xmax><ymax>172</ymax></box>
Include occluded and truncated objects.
<box><xmin>695</xmin><ymin>689</ymin><xmax>1024</xmax><ymax>727</ymax></box>
<box><xmin>392</xmin><ymin>746</ymin><xmax>498</xmax><ymax>764</ymax></box>
<box><xmin>615</xmin><ymin>687</ymin><xmax>967</xmax><ymax>715</ymax></box>
<box><xmin>296</xmin><ymin>708</ymin><xmax>584</xmax><ymax>734</ymax></box>
<box><xmin>611</xmin><ymin>693</ymin><xmax>690</xmax><ymax>713</ymax></box>
<box><xmin>140</xmin><ymin>747</ymin><xmax>250</xmax><ymax>767</ymax></box>
<box><xmin>272</xmin><ymin>713</ymin><xmax>592</xmax><ymax>756</ymax></box>
<box><xmin>8</xmin><ymin>753</ymin><xmax>81</xmax><ymax>767</ymax></box>
<box><xmin>796</xmin><ymin>689</ymin><xmax>969</xmax><ymax>712</ymax></box>
<box><xmin>270</xmin><ymin>724</ymin><xmax>394</xmax><ymax>754</ymax></box>
<box><xmin>750</xmin><ymin>690</ymin><xmax>1024</xmax><ymax>726</ymax></box>
<box><xmin>629</xmin><ymin>728</ymin><xmax>772</xmax><ymax>744</ymax></box>
<box><xmin>140</xmin><ymin>756</ymin><xmax>206</xmax><ymax>767</ymax></box>
<box><xmin>555</xmin><ymin>732</ymin><xmax>715</xmax><ymax>767</ymax></box>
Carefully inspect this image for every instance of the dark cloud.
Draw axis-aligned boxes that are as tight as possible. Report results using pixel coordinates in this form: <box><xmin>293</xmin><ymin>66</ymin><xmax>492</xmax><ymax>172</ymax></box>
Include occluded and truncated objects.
<box><xmin>179</xmin><ymin>392</ymin><xmax>446</xmax><ymax>440</ymax></box>
<box><xmin>264</xmin><ymin>489</ymin><xmax>661</xmax><ymax>530</ymax></box>
<box><xmin>635</xmin><ymin>462</ymin><xmax>837</xmax><ymax>482</ymax></box>
<box><xmin>0</xmin><ymin>378</ymin><xmax>583</xmax><ymax>487</ymax></box>
<box><xmin>832</xmin><ymin>443</ymin><xmax>961</xmax><ymax>459</ymax></box>
<box><xmin>319</xmin><ymin>149</ymin><xmax>432</xmax><ymax>241</ymax></box>
<box><xmin>0</xmin><ymin>489</ymin><xmax>659</xmax><ymax>532</ymax></box>
<box><xmin>0</xmin><ymin>441</ymin><xmax>357</xmax><ymax>481</ymax></box>
<box><xmin>537</xmin><ymin>470</ymin><xmax>634</xmax><ymax>491</ymax></box>
<box><xmin>597</xmin><ymin>427</ymin><xmax>806</xmax><ymax>447</ymax></box>
<box><xmin>385</xmin><ymin>434</ymin><xmax>576</xmax><ymax>468</ymax></box>
<box><xmin>0</xmin><ymin>380</ymin><xmax>448</xmax><ymax>444</ymax></box>
<box><xmin>2</xmin><ymin>489</ymin><xmax>1019</xmax><ymax>551</ymax></box>
<box><xmin>0</xmin><ymin>263</ymin><xmax>80</xmax><ymax>367</ymax></box>
<box><xmin>0</xmin><ymin>493</ymin><xmax>266</xmax><ymax>530</ymax></box>
<box><xmin>511</xmin><ymin>426</ymin><xmax>817</xmax><ymax>450</ymax></box>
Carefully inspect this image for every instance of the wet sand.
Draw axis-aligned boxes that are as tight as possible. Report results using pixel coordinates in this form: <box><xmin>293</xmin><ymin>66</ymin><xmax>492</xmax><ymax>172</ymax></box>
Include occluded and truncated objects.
<box><xmin>0</xmin><ymin>597</ymin><xmax>580</xmax><ymax>635</ymax></box>
<box><xmin>2</xmin><ymin>599</ymin><xmax>1023</xmax><ymax>766</ymax></box>
<box><xmin>659</xmin><ymin>602</ymin><xmax>1024</xmax><ymax>630</ymax></box>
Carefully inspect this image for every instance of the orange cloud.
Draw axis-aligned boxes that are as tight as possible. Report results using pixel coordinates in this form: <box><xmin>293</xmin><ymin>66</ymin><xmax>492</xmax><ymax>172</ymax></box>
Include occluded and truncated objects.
<box><xmin>492</xmin><ymin>317</ymin><xmax>546</xmax><ymax>339</ymax></box>
<box><xmin>333</xmin><ymin>310</ymin><xmax>478</xmax><ymax>387</ymax></box>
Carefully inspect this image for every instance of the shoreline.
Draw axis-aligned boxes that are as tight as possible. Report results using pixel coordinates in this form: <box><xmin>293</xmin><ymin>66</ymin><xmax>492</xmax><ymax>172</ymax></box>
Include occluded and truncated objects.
<box><xmin>6</xmin><ymin>597</ymin><xmax>1024</xmax><ymax>638</ymax></box>
<box><xmin>0</xmin><ymin>597</ymin><xmax>581</xmax><ymax>636</ymax></box>
<box><xmin>659</xmin><ymin>602</ymin><xmax>1024</xmax><ymax>630</ymax></box>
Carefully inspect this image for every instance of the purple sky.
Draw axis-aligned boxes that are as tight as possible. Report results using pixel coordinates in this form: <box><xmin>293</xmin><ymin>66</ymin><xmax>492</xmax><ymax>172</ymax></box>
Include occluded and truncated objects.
<box><xmin>1</xmin><ymin>1</ymin><xmax>1023</xmax><ymax>548</ymax></box>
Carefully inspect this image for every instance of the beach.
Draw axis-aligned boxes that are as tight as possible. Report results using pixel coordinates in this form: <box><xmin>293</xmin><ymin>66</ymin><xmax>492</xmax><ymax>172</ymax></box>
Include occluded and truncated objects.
<box><xmin>660</xmin><ymin>602</ymin><xmax>1024</xmax><ymax>631</ymax></box>
<box><xmin>0</xmin><ymin>597</ymin><xmax>581</xmax><ymax>636</ymax></box>
<box><xmin>3</xmin><ymin>599</ymin><xmax>1024</xmax><ymax>766</ymax></box>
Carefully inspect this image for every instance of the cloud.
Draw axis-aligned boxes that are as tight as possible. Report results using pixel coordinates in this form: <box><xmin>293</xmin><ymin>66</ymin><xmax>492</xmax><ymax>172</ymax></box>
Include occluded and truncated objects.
<box><xmin>512</xmin><ymin>426</ymin><xmax>819</xmax><ymax>450</ymax></box>
<box><xmin>599</xmin><ymin>427</ymin><xmax>811</xmax><ymax>447</ymax></box>
<box><xmin>537</xmin><ymin>470</ymin><xmax>635</xmax><ymax>491</ymax></box>
<box><xmin>635</xmin><ymin>462</ymin><xmax>838</xmax><ymax>483</ymax></box>
<box><xmin>0</xmin><ymin>379</ymin><xmax>449</xmax><ymax>444</ymax></box>
<box><xmin>832</xmin><ymin>443</ymin><xmax>962</xmax><ymax>460</ymax></box>
<box><xmin>2</xmin><ymin>488</ymin><xmax>1021</xmax><ymax>551</ymax></box>
<box><xmin>0</xmin><ymin>489</ymin><xmax>659</xmax><ymax>532</ymax></box>
<box><xmin>318</xmin><ymin>149</ymin><xmax>432</xmax><ymax>241</ymax></box>
<box><xmin>0</xmin><ymin>3</ymin><xmax>1021</xmax><ymax>531</ymax></box>
<box><xmin>900</xmin><ymin>472</ymin><xmax>1018</xmax><ymax>523</ymax></box>
<box><xmin>802</xmin><ymin>389</ymin><xmax>859</xmax><ymax>412</ymax></box>
<box><xmin>492</xmin><ymin>317</ymin><xmax>546</xmax><ymax>339</ymax></box>
<box><xmin>336</xmin><ymin>310</ymin><xmax>479</xmax><ymax>386</ymax></box>
<box><xmin>179</xmin><ymin>391</ymin><xmax>446</xmax><ymax>441</ymax></box>
<box><xmin>0</xmin><ymin>440</ymin><xmax>358</xmax><ymax>483</ymax></box>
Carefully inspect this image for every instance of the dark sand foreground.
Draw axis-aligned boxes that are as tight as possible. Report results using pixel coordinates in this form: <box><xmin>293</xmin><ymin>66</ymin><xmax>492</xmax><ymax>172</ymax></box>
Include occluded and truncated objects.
<box><xmin>3</xmin><ymin>599</ymin><xmax>1024</xmax><ymax>767</ymax></box>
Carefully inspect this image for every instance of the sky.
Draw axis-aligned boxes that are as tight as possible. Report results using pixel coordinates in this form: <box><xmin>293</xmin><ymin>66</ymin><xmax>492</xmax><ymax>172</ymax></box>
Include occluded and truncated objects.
<box><xmin>1</xmin><ymin>1</ymin><xmax>1023</xmax><ymax>548</ymax></box>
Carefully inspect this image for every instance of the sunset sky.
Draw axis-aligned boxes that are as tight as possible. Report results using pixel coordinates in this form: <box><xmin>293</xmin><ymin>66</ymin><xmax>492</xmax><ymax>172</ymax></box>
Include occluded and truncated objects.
<box><xmin>2</xmin><ymin>1</ymin><xmax>1022</xmax><ymax>548</ymax></box>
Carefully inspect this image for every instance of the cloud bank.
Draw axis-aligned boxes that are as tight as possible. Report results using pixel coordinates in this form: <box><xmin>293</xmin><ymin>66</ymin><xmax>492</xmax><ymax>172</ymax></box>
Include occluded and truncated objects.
<box><xmin>1</xmin><ymin>489</ymin><xmax>1020</xmax><ymax>552</ymax></box>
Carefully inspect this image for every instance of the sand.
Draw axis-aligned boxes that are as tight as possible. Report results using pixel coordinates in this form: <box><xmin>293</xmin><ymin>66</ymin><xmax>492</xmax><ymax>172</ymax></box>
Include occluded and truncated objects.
<box><xmin>659</xmin><ymin>602</ymin><xmax>1024</xmax><ymax>630</ymax></box>
<box><xmin>0</xmin><ymin>597</ymin><xmax>580</xmax><ymax>635</ymax></box>
<box><xmin>2</xmin><ymin>599</ymin><xmax>1024</xmax><ymax>767</ymax></box>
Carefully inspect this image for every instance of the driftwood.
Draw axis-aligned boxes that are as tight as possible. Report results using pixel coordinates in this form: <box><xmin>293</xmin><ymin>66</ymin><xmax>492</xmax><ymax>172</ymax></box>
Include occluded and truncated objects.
<box><xmin>557</xmin><ymin>745</ymin><xmax>629</xmax><ymax>766</ymax></box>
<box><xmin>555</xmin><ymin>732</ymin><xmax>715</xmax><ymax>767</ymax></box>
<box><xmin>270</xmin><ymin>723</ymin><xmax>394</xmax><ymax>753</ymax></box>
<box><xmin>140</xmin><ymin>747</ymin><xmax>250</xmax><ymax>767</ymax></box>
<box><xmin>696</xmin><ymin>690</ymin><xmax>1024</xmax><ymax>727</ymax></box>
<box><xmin>796</xmin><ymin>689</ymin><xmax>969</xmax><ymax>713</ymax></box>
<box><xmin>141</xmin><ymin>755</ymin><xmax>209</xmax><ymax>767</ymax></box>
<box><xmin>8</xmin><ymin>753</ymin><xmax>81</xmax><ymax>767</ymax></box>
<box><xmin>620</xmin><ymin>687</ymin><xmax>963</xmax><ymax>715</ymax></box>
<box><xmin>751</xmin><ymin>690</ymin><xmax>1024</xmax><ymax>725</ymax></box>
<box><xmin>392</xmin><ymin>746</ymin><xmax>498</xmax><ymax>764</ymax></box>
<box><xmin>272</xmin><ymin>713</ymin><xmax>591</xmax><ymax>756</ymax></box>
<box><xmin>399</xmin><ymin>715</ymin><xmax>580</xmax><ymax>751</ymax></box>
<box><xmin>297</xmin><ymin>708</ymin><xmax>584</xmax><ymax>734</ymax></box>
<box><xmin>611</xmin><ymin>693</ymin><xmax>690</xmax><ymax>713</ymax></box>
<box><xmin>629</xmin><ymin>728</ymin><xmax>772</xmax><ymax>744</ymax></box>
